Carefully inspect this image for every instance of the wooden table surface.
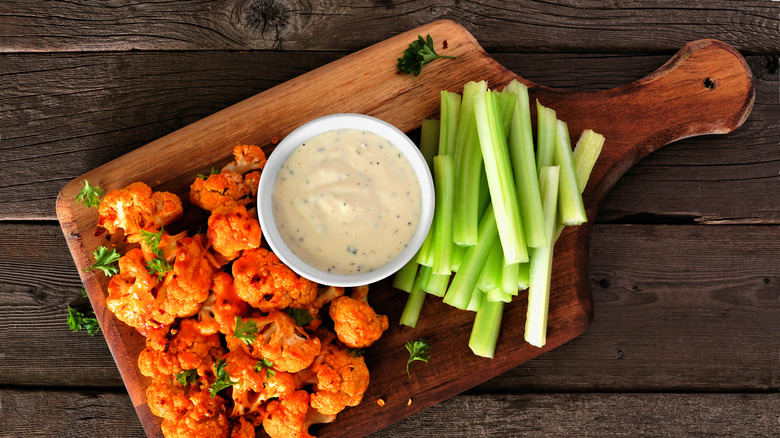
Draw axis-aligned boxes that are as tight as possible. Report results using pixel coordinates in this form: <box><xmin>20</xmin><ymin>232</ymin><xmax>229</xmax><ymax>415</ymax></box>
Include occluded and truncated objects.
<box><xmin>1</xmin><ymin>1</ymin><xmax>778</xmax><ymax>437</ymax></box>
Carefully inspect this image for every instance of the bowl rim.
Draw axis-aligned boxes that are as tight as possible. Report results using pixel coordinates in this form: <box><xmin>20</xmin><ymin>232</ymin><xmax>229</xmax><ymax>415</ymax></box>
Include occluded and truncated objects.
<box><xmin>257</xmin><ymin>113</ymin><xmax>435</xmax><ymax>287</ymax></box>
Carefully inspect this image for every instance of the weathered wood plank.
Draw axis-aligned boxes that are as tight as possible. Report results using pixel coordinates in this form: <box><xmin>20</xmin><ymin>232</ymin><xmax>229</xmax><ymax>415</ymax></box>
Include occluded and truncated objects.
<box><xmin>1</xmin><ymin>52</ymin><xmax>777</xmax><ymax>221</ymax></box>
<box><xmin>1</xmin><ymin>1</ymin><xmax>777</xmax><ymax>53</ymax></box>
<box><xmin>1</xmin><ymin>390</ymin><xmax>776</xmax><ymax>437</ymax></box>
<box><xmin>2</xmin><ymin>222</ymin><xmax>777</xmax><ymax>391</ymax></box>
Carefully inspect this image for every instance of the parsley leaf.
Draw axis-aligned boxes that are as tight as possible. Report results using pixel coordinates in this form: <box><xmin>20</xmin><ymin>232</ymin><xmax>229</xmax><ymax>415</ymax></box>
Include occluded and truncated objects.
<box><xmin>286</xmin><ymin>308</ymin><xmax>313</xmax><ymax>327</ymax></box>
<box><xmin>80</xmin><ymin>286</ymin><xmax>88</xmax><ymax>297</ymax></box>
<box><xmin>141</xmin><ymin>227</ymin><xmax>164</xmax><ymax>254</ymax></box>
<box><xmin>396</xmin><ymin>34</ymin><xmax>456</xmax><ymax>77</ymax></box>
<box><xmin>209</xmin><ymin>359</ymin><xmax>234</xmax><ymax>398</ymax></box>
<box><xmin>232</xmin><ymin>316</ymin><xmax>258</xmax><ymax>345</ymax></box>
<box><xmin>347</xmin><ymin>348</ymin><xmax>364</xmax><ymax>358</ymax></box>
<box><xmin>141</xmin><ymin>227</ymin><xmax>172</xmax><ymax>280</ymax></box>
<box><xmin>405</xmin><ymin>338</ymin><xmax>432</xmax><ymax>378</ymax></box>
<box><xmin>67</xmin><ymin>306</ymin><xmax>100</xmax><ymax>336</ymax></box>
<box><xmin>146</xmin><ymin>256</ymin><xmax>172</xmax><ymax>282</ymax></box>
<box><xmin>75</xmin><ymin>180</ymin><xmax>104</xmax><ymax>208</ymax></box>
<box><xmin>196</xmin><ymin>166</ymin><xmax>220</xmax><ymax>180</ymax></box>
<box><xmin>175</xmin><ymin>369</ymin><xmax>197</xmax><ymax>386</ymax></box>
<box><xmin>83</xmin><ymin>246</ymin><xmax>121</xmax><ymax>276</ymax></box>
<box><xmin>254</xmin><ymin>359</ymin><xmax>275</xmax><ymax>378</ymax></box>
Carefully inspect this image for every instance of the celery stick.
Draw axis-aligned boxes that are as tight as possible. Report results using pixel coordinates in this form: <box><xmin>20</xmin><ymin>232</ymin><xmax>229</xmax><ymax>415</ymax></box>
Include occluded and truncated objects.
<box><xmin>452</xmin><ymin>82</ymin><xmax>487</xmax><ymax>246</ymax></box>
<box><xmin>466</xmin><ymin>288</ymin><xmax>485</xmax><ymax>312</ymax></box>
<box><xmin>393</xmin><ymin>257</ymin><xmax>418</xmax><ymax>292</ymax></box>
<box><xmin>501</xmin><ymin>261</ymin><xmax>520</xmax><ymax>296</ymax></box>
<box><xmin>494</xmin><ymin>90</ymin><xmax>517</xmax><ymax>138</ymax></box>
<box><xmin>477</xmin><ymin>238</ymin><xmax>503</xmax><ymax>294</ymax></box>
<box><xmin>416</xmin><ymin>230</ymin><xmax>434</xmax><ymax>267</ymax></box>
<box><xmin>439</xmin><ymin>91</ymin><xmax>461</xmax><ymax>156</ymax></box>
<box><xmin>525</xmin><ymin>166</ymin><xmax>560</xmax><ymax>348</ymax></box>
<box><xmin>517</xmin><ymin>262</ymin><xmax>530</xmax><ymax>290</ymax></box>
<box><xmin>443</xmin><ymin>205</ymin><xmax>498</xmax><ymax>309</ymax></box>
<box><xmin>572</xmin><ymin>129</ymin><xmax>605</xmax><ymax>194</ymax></box>
<box><xmin>431</xmin><ymin>155</ymin><xmax>455</xmax><ymax>275</ymax></box>
<box><xmin>400</xmin><ymin>267</ymin><xmax>429</xmax><ymax>328</ymax></box>
<box><xmin>554</xmin><ymin>120</ymin><xmax>587</xmax><ymax>226</ymax></box>
<box><xmin>419</xmin><ymin>119</ymin><xmax>440</xmax><ymax>171</ymax></box>
<box><xmin>474</xmin><ymin>91</ymin><xmax>528</xmax><ymax>264</ymax></box>
<box><xmin>536</xmin><ymin>101</ymin><xmax>557</xmax><ymax>171</ymax></box>
<box><xmin>423</xmin><ymin>271</ymin><xmax>450</xmax><ymax>297</ymax></box>
<box><xmin>469</xmin><ymin>300</ymin><xmax>505</xmax><ymax>358</ymax></box>
<box><xmin>451</xmin><ymin>244</ymin><xmax>465</xmax><ymax>272</ymax></box>
<box><xmin>505</xmin><ymin>81</ymin><xmax>547</xmax><ymax>248</ymax></box>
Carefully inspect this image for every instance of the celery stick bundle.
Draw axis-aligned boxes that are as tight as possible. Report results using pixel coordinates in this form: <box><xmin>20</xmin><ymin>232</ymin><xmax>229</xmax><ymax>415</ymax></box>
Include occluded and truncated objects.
<box><xmin>393</xmin><ymin>80</ymin><xmax>604</xmax><ymax>358</ymax></box>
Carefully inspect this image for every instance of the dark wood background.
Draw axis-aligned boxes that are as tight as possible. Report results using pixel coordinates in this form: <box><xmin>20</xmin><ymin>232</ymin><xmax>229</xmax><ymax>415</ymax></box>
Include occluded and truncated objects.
<box><xmin>1</xmin><ymin>1</ymin><xmax>778</xmax><ymax>436</ymax></box>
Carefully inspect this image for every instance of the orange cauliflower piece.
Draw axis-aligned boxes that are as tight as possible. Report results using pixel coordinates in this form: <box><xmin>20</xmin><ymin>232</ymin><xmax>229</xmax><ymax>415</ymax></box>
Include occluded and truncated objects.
<box><xmin>222</xmin><ymin>145</ymin><xmax>267</xmax><ymax>175</ymax></box>
<box><xmin>139</xmin><ymin>318</ymin><xmax>225</xmax><ymax>379</ymax></box>
<box><xmin>230</xmin><ymin>416</ymin><xmax>256</xmax><ymax>438</ymax></box>
<box><xmin>232</xmin><ymin>248</ymin><xmax>317</xmax><ymax>312</ymax></box>
<box><xmin>303</xmin><ymin>329</ymin><xmax>369</xmax><ymax>416</ymax></box>
<box><xmin>98</xmin><ymin>181</ymin><xmax>183</xmax><ymax>236</ymax></box>
<box><xmin>301</xmin><ymin>286</ymin><xmax>344</xmax><ymax>331</ymax></box>
<box><xmin>139</xmin><ymin>229</ymin><xmax>187</xmax><ymax>263</ymax></box>
<box><xmin>207</xmin><ymin>202</ymin><xmax>263</xmax><ymax>261</ymax></box>
<box><xmin>190</xmin><ymin>170</ymin><xmax>253</xmax><ymax>211</ymax></box>
<box><xmin>329</xmin><ymin>285</ymin><xmax>388</xmax><ymax>349</ymax></box>
<box><xmin>212</xmin><ymin>272</ymin><xmax>251</xmax><ymax>335</ymax></box>
<box><xmin>154</xmin><ymin>235</ymin><xmax>216</xmax><ymax>321</ymax></box>
<box><xmin>105</xmin><ymin>248</ymin><xmax>160</xmax><ymax>335</ymax></box>
<box><xmin>262</xmin><ymin>390</ymin><xmax>335</xmax><ymax>438</ymax></box>
<box><xmin>223</xmin><ymin>349</ymin><xmax>296</xmax><ymax>418</ymax></box>
<box><xmin>146</xmin><ymin>375</ymin><xmax>191</xmax><ymax>421</ymax></box>
<box><xmin>228</xmin><ymin>311</ymin><xmax>320</xmax><ymax>373</ymax></box>
<box><xmin>161</xmin><ymin>386</ymin><xmax>230</xmax><ymax>438</ymax></box>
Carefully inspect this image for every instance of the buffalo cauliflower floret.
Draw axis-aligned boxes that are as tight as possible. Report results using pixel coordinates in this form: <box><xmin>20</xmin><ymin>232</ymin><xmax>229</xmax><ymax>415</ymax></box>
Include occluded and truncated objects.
<box><xmin>228</xmin><ymin>311</ymin><xmax>320</xmax><ymax>373</ymax></box>
<box><xmin>301</xmin><ymin>329</ymin><xmax>370</xmax><ymax>416</ymax></box>
<box><xmin>207</xmin><ymin>202</ymin><xmax>263</xmax><ymax>261</ymax></box>
<box><xmin>161</xmin><ymin>385</ymin><xmax>230</xmax><ymax>438</ymax></box>
<box><xmin>139</xmin><ymin>229</ymin><xmax>187</xmax><ymax>263</ymax></box>
<box><xmin>232</xmin><ymin>248</ymin><xmax>317</xmax><ymax>312</ymax></box>
<box><xmin>98</xmin><ymin>181</ymin><xmax>183</xmax><ymax>236</ymax></box>
<box><xmin>222</xmin><ymin>145</ymin><xmax>267</xmax><ymax>175</ymax></box>
<box><xmin>105</xmin><ymin>248</ymin><xmax>160</xmax><ymax>335</ymax></box>
<box><xmin>230</xmin><ymin>416</ymin><xmax>256</xmax><ymax>438</ymax></box>
<box><xmin>146</xmin><ymin>375</ymin><xmax>191</xmax><ymax>421</ymax></box>
<box><xmin>300</xmin><ymin>286</ymin><xmax>344</xmax><ymax>331</ymax></box>
<box><xmin>139</xmin><ymin>318</ymin><xmax>225</xmax><ymax>379</ymax></box>
<box><xmin>154</xmin><ymin>234</ymin><xmax>216</xmax><ymax>320</ymax></box>
<box><xmin>262</xmin><ymin>390</ymin><xmax>335</xmax><ymax>438</ymax></box>
<box><xmin>329</xmin><ymin>285</ymin><xmax>388</xmax><ymax>349</ymax></box>
<box><xmin>222</xmin><ymin>349</ymin><xmax>297</xmax><ymax>418</ymax></box>
<box><xmin>190</xmin><ymin>170</ymin><xmax>253</xmax><ymax>211</ymax></box>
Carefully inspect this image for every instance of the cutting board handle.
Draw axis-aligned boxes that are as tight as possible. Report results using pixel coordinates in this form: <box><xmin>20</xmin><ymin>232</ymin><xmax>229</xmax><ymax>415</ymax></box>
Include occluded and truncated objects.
<box><xmin>531</xmin><ymin>39</ymin><xmax>755</xmax><ymax>208</ymax></box>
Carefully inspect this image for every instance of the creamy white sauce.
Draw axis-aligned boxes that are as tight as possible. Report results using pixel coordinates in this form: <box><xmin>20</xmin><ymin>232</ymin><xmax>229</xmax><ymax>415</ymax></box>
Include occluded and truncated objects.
<box><xmin>272</xmin><ymin>129</ymin><xmax>422</xmax><ymax>275</ymax></box>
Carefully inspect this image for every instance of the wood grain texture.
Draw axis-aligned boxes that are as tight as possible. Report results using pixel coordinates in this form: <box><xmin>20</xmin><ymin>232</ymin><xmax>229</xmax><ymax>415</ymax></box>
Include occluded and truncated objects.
<box><xmin>1</xmin><ymin>52</ymin><xmax>775</xmax><ymax>221</ymax></box>
<box><xmin>1</xmin><ymin>1</ymin><xmax>778</xmax><ymax>53</ymax></box>
<box><xmin>1</xmin><ymin>390</ymin><xmax>776</xmax><ymax>437</ymax></box>
<box><xmin>52</xmin><ymin>20</ymin><xmax>757</xmax><ymax>437</ymax></box>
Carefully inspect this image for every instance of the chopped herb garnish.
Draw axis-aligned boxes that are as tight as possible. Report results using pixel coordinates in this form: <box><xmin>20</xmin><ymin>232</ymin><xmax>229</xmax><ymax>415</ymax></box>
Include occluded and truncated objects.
<box><xmin>83</xmin><ymin>246</ymin><xmax>121</xmax><ymax>276</ymax></box>
<box><xmin>405</xmin><ymin>338</ymin><xmax>432</xmax><ymax>378</ymax></box>
<box><xmin>232</xmin><ymin>316</ymin><xmax>258</xmax><ymax>345</ymax></box>
<box><xmin>175</xmin><ymin>369</ymin><xmax>197</xmax><ymax>386</ymax></box>
<box><xmin>80</xmin><ymin>286</ymin><xmax>88</xmax><ymax>298</ymax></box>
<box><xmin>146</xmin><ymin>257</ymin><xmax>172</xmax><ymax>281</ymax></box>
<box><xmin>197</xmin><ymin>166</ymin><xmax>220</xmax><ymax>180</ymax></box>
<box><xmin>75</xmin><ymin>180</ymin><xmax>104</xmax><ymax>208</ymax></box>
<box><xmin>141</xmin><ymin>227</ymin><xmax>172</xmax><ymax>280</ymax></box>
<box><xmin>347</xmin><ymin>348</ymin><xmax>364</xmax><ymax>358</ymax></box>
<box><xmin>255</xmin><ymin>359</ymin><xmax>275</xmax><ymax>378</ymax></box>
<box><xmin>209</xmin><ymin>359</ymin><xmax>234</xmax><ymax>398</ymax></box>
<box><xmin>396</xmin><ymin>34</ymin><xmax>456</xmax><ymax>77</ymax></box>
<box><xmin>67</xmin><ymin>306</ymin><xmax>100</xmax><ymax>335</ymax></box>
<box><xmin>286</xmin><ymin>308</ymin><xmax>314</xmax><ymax>327</ymax></box>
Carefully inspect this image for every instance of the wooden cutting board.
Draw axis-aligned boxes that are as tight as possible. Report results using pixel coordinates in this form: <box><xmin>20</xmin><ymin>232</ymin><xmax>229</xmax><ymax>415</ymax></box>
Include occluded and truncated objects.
<box><xmin>56</xmin><ymin>20</ymin><xmax>754</xmax><ymax>438</ymax></box>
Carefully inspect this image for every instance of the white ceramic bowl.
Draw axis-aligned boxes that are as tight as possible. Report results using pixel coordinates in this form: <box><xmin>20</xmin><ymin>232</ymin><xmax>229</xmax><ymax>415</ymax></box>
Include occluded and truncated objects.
<box><xmin>257</xmin><ymin>113</ymin><xmax>434</xmax><ymax>287</ymax></box>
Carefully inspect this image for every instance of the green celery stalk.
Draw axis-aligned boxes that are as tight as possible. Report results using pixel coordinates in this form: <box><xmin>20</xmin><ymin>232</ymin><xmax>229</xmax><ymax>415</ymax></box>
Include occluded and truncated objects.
<box><xmin>393</xmin><ymin>257</ymin><xmax>418</xmax><ymax>292</ymax></box>
<box><xmin>466</xmin><ymin>288</ymin><xmax>485</xmax><ymax>312</ymax></box>
<box><xmin>469</xmin><ymin>300</ymin><xmax>505</xmax><ymax>358</ymax></box>
<box><xmin>517</xmin><ymin>262</ymin><xmax>530</xmax><ymax>290</ymax></box>
<box><xmin>451</xmin><ymin>244</ymin><xmax>465</xmax><ymax>272</ymax></box>
<box><xmin>431</xmin><ymin>155</ymin><xmax>455</xmax><ymax>275</ymax></box>
<box><xmin>536</xmin><ymin>101</ymin><xmax>557</xmax><ymax>171</ymax></box>
<box><xmin>443</xmin><ymin>205</ymin><xmax>498</xmax><ymax>309</ymax></box>
<box><xmin>525</xmin><ymin>166</ymin><xmax>560</xmax><ymax>348</ymax></box>
<box><xmin>572</xmin><ymin>129</ymin><xmax>605</xmax><ymax>194</ymax></box>
<box><xmin>473</xmin><ymin>91</ymin><xmax>528</xmax><ymax>264</ymax></box>
<box><xmin>416</xmin><ymin>231</ymin><xmax>434</xmax><ymax>267</ymax></box>
<box><xmin>477</xmin><ymin>238</ymin><xmax>503</xmax><ymax>294</ymax></box>
<box><xmin>501</xmin><ymin>261</ymin><xmax>520</xmax><ymax>296</ymax></box>
<box><xmin>494</xmin><ymin>90</ymin><xmax>517</xmax><ymax>138</ymax></box>
<box><xmin>505</xmin><ymin>80</ymin><xmax>547</xmax><ymax>248</ymax></box>
<box><xmin>452</xmin><ymin>82</ymin><xmax>488</xmax><ymax>246</ymax></box>
<box><xmin>400</xmin><ymin>266</ymin><xmax>430</xmax><ymax>328</ymax></box>
<box><xmin>423</xmin><ymin>271</ymin><xmax>451</xmax><ymax>297</ymax></box>
<box><xmin>439</xmin><ymin>91</ymin><xmax>461</xmax><ymax>156</ymax></box>
<box><xmin>419</xmin><ymin>119</ymin><xmax>440</xmax><ymax>171</ymax></box>
<box><xmin>554</xmin><ymin>120</ymin><xmax>587</xmax><ymax>225</ymax></box>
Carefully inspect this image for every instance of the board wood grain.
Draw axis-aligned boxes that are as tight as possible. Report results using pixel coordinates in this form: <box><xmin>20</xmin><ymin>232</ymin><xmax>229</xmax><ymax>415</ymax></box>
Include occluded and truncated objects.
<box><xmin>55</xmin><ymin>20</ymin><xmax>754</xmax><ymax>437</ymax></box>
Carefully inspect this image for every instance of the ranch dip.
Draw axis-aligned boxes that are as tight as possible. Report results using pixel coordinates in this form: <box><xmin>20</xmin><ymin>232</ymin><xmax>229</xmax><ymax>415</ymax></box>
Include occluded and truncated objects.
<box><xmin>272</xmin><ymin>129</ymin><xmax>422</xmax><ymax>275</ymax></box>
